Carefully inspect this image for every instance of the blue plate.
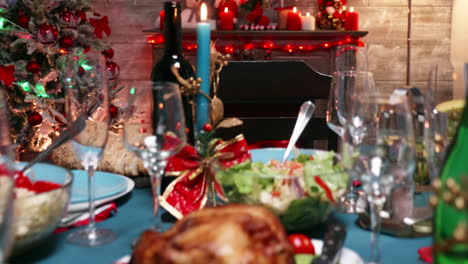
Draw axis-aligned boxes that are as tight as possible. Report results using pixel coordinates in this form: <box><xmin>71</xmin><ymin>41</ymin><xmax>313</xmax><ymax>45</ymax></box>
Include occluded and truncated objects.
<box><xmin>250</xmin><ymin>147</ymin><xmax>325</xmax><ymax>163</ymax></box>
<box><xmin>71</xmin><ymin>170</ymin><xmax>129</xmax><ymax>204</ymax></box>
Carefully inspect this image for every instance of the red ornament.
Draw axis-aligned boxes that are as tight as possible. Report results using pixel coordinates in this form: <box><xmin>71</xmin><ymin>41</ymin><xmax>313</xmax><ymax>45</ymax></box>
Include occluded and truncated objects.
<box><xmin>102</xmin><ymin>48</ymin><xmax>114</xmax><ymax>59</ymax></box>
<box><xmin>36</xmin><ymin>24</ymin><xmax>59</xmax><ymax>44</ymax></box>
<box><xmin>17</xmin><ymin>13</ymin><xmax>30</xmax><ymax>28</ymax></box>
<box><xmin>106</xmin><ymin>61</ymin><xmax>120</xmax><ymax>80</ymax></box>
<box><xmin>59</xmin><ymin>11</ymin><xmax>80</xmax><ymax>28</ymax></box>
<box><xmin>78</xmin><ymin>66</ymin><xmax>85</xmax><ymax>76</ymax></box>
<box><xmin>82</xmin><ymin>45</ymin><xmax>91</xmax><ymax>53</ymax></box>
<box><xmin>109</xmin><ymin>104</ymin><xmax>118</xmax><ymax>118</ymax></box>
<box><xmin>75</xmin><ymin>10</ymin><xmax>87</xmax><ymax>24</ymax></box>
<box><xmin>28</xmin><ymin>112</ymin><xmax>43</xmax><ymax>126</ymax></box>
<box><xmin>203</xmin><ymin>123</ymin><xmax>212</xmax><ymax>132</ymax></box>
<box><xmin>26</xmin><ymin>61</ymin><xmax>41</xmax><ymax>74</ymax></box>
<box><xmin>59</xmin><ymin>36</ymin><xmax>74</xmax><ymax>49</ymax></box>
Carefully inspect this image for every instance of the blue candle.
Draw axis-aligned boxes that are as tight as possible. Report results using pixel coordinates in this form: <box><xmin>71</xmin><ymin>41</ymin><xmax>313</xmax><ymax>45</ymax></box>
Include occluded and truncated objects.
<box><xmin>195</xmin><ymin>3</ymin><xmax>211</xmax><ymax>132</ymax></box>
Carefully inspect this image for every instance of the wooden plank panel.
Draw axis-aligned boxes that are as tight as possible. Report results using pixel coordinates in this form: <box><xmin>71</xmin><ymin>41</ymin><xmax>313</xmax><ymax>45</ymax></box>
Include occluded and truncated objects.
<box><xmin>358</xmin><ymin>6</ymin><xmax>451</xmax><ymax>45</ymax></box>
<box><xmin>95</xmin><ymin>3</ymin><xmax>161</xmax><ymax>43</ymax></box>
<box><xmin>369</xmin><ymin>0</ymin><xmax>451</xmax><ymax>6</ymax></box>
<box><xmin>368</xmin><ymin>44</ymin><xmax>453</xmax><ymax>82</ymax></box>
<box><xmin>112</xmin><ymin>43</ymin><xmax>153</xmax><ymax>80</ymax></box>
<box><xmin>375</xmin><ymin>81</ymin><xmax>453</xmax><ymax>103</ymax></box>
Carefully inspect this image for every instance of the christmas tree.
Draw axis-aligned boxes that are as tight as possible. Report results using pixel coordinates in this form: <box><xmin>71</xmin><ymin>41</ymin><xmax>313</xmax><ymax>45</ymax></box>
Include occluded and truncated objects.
<box><xmin>0</xmin><ymin>0</ymin><xmax>120</xmax><ymax>152</ymax></box>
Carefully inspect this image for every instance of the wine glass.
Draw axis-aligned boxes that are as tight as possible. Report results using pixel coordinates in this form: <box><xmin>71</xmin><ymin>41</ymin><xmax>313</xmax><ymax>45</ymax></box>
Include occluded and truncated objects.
<box><xmin>0</xmin><ymin>86</ymin><xmax>15</xmax><ymax>261</ymax></box>
<box><xmin>327</xmin><ymin>71</ymin><xmax>376</xmax><ymax>138</ymax></box>
<box><xmin>64</xmin><ymin>52</ymin><xmax>116</xmax><ymax>246</ymax></box>
<box><xmin>335</xmin><ymin>44</ymin><xmax>369</xmax><ymax>72</ymax></box>
<box><xmin>327</xmin><ymin>71</ymin><xmax>375</xmax><ymax>213</ymax></box>
<box><xmin>350</xmin><ymin>93</ymin><xmax>416</xmax><ymax>264</ymax></box>
<box><xmin>123</xmin><ymin>81</ymin><xmax>186</xmax><ymax>231</ymax></box>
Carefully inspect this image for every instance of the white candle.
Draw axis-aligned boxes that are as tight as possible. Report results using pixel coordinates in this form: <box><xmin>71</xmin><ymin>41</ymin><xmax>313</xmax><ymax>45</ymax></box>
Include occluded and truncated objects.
<box><xmin>301</xmin><ymin>12</ymin><xmax>315</xmax><ymax>31</ymax></box>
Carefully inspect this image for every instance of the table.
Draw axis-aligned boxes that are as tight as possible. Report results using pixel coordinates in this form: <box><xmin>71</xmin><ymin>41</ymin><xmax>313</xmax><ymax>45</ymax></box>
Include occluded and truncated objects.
<box><xmin>10</xmin><ymin>188</ymin><xmax>432</xmax><ymax>264</ymax></box>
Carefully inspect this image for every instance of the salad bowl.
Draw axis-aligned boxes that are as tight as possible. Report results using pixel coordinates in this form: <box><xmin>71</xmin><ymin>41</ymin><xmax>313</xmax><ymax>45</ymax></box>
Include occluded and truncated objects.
<box><xmin>10</xmin><ymin>162</ymin><xmax>72</xmax><ymax>256</ymax></box>
<box><xmin>214</xmin><ymin>148</ymin><xmax>348</xmax><ymax>232</ymax></box>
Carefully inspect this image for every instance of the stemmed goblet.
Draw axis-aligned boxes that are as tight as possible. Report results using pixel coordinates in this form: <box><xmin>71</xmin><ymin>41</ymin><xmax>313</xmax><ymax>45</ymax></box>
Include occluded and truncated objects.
<box><xmin>123</xmin><ymin>81</ymin><xmax>186</xmax><ymax>231</ymax></box>
<box><xmin>327</xmin><ymin>44</ymin><xmax>370</xmax><ymax>137</ymax></box>
<box><xmin>350</xmin><ymin>93</ymin><xmax>416</xmax><ymax>264</ymax></box>
<box><xmin>0</xmin><ymin>85</ymin><xmax>15</xmax><ymax>261</ymax></box>
<box><xmin>327</xmin><ymin>71</ymin><xmax>376</xmax><ymax>213</ymax></box>
<box><xmin>64</xmin><ymin>52</ymin><xmax>116</xmax><ymax>246</ymax></box>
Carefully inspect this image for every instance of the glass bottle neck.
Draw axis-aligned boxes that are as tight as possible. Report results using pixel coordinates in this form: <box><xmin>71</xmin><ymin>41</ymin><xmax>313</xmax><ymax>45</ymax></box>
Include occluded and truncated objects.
<box><xmin>164</xmin><ymin>2</ymin><xmax>182</xmax><ymax>56</ymax></box>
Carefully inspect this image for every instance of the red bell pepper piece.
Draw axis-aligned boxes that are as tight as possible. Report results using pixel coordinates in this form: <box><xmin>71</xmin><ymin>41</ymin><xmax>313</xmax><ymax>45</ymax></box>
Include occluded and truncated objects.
<box><xmin>313</xmin><ymin>175</ymin><xmax>335</xmax><ymax>204</ymax></box>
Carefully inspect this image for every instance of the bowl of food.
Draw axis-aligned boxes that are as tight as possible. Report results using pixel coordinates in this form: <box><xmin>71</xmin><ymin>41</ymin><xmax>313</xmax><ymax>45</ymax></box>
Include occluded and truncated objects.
<box><xmin>11</xmin><ymin>162</ymin><xmax>72</xmax><ymax>255</ymax></box>
<box><xmin>214</xmin><ymin>148</ymin><xmax>348</xmax><ymax>232</ymax></box>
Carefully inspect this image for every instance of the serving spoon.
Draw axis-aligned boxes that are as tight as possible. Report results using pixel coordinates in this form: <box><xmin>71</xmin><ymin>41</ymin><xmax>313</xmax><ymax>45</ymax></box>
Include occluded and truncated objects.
<box><xmin>281</xmin><ymin>101</ymin><xmax>316</xmax><ymax>163</ymax></box>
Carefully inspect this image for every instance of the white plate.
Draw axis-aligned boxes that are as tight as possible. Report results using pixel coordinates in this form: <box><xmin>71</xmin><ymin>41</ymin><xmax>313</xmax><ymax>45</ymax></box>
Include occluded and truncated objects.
<box><xmin>71</xmin><ymin>170</ymin><xmax>130</xmax><ymax>203</ymax></box>
<box><xmin>312</xmin><ymin>239</ymin><xmax>364</xmax><ymax>264</ymax></box>
<box><xmin>67</xmin><ymin>175</ymin><xmax>135</xmax><ymax>213</ymax></box>
<box><xmin>113</xmin><ymin>239</ymin><xmax>363</xmax><ymax>264</ymax></box>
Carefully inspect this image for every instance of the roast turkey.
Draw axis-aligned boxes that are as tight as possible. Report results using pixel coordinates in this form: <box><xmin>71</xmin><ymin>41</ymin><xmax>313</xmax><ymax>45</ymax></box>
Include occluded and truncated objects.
<box><xmin>131</xmin><ymin>204</ymin><xmax>295</xmax><ymax>264</ymax></box>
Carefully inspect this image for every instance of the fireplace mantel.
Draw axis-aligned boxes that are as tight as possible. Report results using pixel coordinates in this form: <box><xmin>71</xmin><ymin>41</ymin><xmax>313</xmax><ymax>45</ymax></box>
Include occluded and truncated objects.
<box><xmin>144</xmin><ymin>29</ymin><xmax>368</xmax><ymax>75</ymax></box>
<box><xmin>144</xmin><ymin>29</ymin><xmax>367</xmax><ymax>150</ymax></box>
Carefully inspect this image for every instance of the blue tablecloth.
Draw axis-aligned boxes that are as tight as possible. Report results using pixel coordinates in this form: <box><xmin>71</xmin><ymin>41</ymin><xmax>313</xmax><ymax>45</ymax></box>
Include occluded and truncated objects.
<box><xmin>10</xmin><ymin>188</ymin><xmax>432</xmax><ymax>264</ymax></box>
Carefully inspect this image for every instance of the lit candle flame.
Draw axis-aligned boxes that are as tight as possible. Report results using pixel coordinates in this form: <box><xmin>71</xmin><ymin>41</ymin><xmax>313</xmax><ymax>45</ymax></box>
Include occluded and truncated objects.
<box><xmin>293</xmin><ymin>7</ymin><xmax>297</xmax><ymax>13</ymax></box>
<box><xmin>306</xmin><ymin>12</ymin><xmax>310</xmax><ymax>17</ymax></box>
<box><xmin>224</xmin><ymin>7</ymin><xmax>228</xmax><ymax>13</ymax></box>
<box><xmin>350</xmin><ymin>6</ymin><xmax>354</xmax><ymax>12</ymax></box>
<box><xmin>201</xmin><ymin>3</ymin><xmax>207</xmax><ymax>22</ymax></box>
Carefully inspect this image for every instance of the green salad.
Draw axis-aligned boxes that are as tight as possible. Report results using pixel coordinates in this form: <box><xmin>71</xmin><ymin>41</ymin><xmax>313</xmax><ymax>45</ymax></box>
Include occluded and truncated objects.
<box><xmin>216</xmin><ymin>151</ymin><xmax>348</xmax><ymax>231</ymax></box>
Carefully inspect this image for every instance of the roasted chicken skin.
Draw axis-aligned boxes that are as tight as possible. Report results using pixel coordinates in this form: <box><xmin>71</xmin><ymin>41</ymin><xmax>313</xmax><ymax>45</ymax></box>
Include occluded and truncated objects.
<box><xmin>131</xmin><ymin>204</ymin><xmax>295</xmax><ymax>264</ymax></box>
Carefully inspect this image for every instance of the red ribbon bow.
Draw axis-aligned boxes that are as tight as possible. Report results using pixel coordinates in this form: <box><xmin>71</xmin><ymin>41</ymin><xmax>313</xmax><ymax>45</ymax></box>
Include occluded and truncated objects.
<box><xmin>160</xmin><ymin>135</ymin><xmax>251</xmax><ymax>219</ymax></box>
<box><xmin>89</xmin><ymin>16</ymin><xmax>111</xmax><ymax>39</ymax></box>
<box><xmin>0</xmin><ymin>65</ymin><xmax>15</xmax><ymax>87</ymax></box>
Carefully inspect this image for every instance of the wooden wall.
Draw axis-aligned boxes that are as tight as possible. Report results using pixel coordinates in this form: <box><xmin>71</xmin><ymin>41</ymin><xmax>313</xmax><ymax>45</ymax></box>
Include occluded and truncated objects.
<box><xmin>95</xmin><ymin>0</ymin><xmax>454</xmax><ymax>101</ymax></box>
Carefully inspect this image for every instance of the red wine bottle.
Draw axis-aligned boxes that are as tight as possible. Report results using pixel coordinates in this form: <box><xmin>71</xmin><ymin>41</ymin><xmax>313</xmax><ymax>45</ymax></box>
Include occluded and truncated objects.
<box><xmin>151</xmin><ymin>1</ymin><xmax>195</xmax><ymax>144</ymax></box>
<box><xmin>151</xmin><ymin>1</ymin><xmax>195</xmax><ymax>197</ymax></box>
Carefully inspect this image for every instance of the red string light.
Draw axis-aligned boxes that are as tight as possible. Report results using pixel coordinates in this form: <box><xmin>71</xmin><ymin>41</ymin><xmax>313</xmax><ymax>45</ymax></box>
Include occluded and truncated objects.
<box><xmin>147</xmin><ymin>34</ymin><xmax>363</xmax><ymax>54</ymax></box>
<box><xmin>147</xmin><ymin>34</ymin><xmax>164</xmax><ymax>44</ymax></box>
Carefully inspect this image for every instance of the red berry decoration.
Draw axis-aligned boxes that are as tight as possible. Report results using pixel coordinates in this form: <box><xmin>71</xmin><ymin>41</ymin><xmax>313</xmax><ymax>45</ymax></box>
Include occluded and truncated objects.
<box><xmin>59</xmin><ymin>10</ymin><xmax>80</xmax><ymax>28</ymax></box>
<box><xmin>17</xmin><ymin>13</ymin><xmax>30</xmax><ymax>28</ymax></box>
<box><xmin>76</xmin><ymin>10</ymin><xmax>87</xmax><ymax>24</ymax></box>
<box><xmin>109</xmin><ymin>105</ymin><xmax>119</xmax><ymax>118</ymax></box>
<box><xmin>59</xmin><ymin>36</ymin><xmax>74</xmax><ymax>49</ymax></box>
<box><xmin>102</xmin><ymin>48</ymin><xmax>114</xmax><ymax>59</ymax></box>
<box><xmin>203</xmin><ymin>123</ymin><xmax>212</xmax><ymax>132</ymax></box>
<box><xmin>106</xmin><ymin>61</ymin><xmax>120</xmax><ymax>80</ymax></box>
<box><xmin>36</xmin><ymin>24</ymin><xmax>58</xmax><ymax>44</ymax></box>
<box><xmin>28</xmin><ymin>112</ymin><xmax>43</xmax><ymax>126</ymax></box>
<box><xmin>26</xmin><ymin>61</ymin><xmax>41</xmax><ymax>74</ymax></box>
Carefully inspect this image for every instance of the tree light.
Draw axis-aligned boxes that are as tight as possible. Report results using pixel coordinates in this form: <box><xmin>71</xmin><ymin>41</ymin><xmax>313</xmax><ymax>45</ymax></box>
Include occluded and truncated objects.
<box><xmin>18</xmin><ymin>81</ymin><xmax>31</xmax><ymax>92</ymax></box>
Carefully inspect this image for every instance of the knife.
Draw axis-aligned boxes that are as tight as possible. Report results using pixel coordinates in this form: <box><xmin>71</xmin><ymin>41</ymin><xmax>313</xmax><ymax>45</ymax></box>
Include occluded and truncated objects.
<box><xmin>312</xmin><ymin>223</ymin><xmax>347</xmax><ymax>264</ymax></box>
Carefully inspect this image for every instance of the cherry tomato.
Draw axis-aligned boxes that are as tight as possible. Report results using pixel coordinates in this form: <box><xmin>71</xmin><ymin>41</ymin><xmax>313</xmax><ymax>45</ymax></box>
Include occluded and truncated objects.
<box><xmin>288</xmin><ymin>234</ymin><xmax>315</xmax><ymax>254</ymax></box>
